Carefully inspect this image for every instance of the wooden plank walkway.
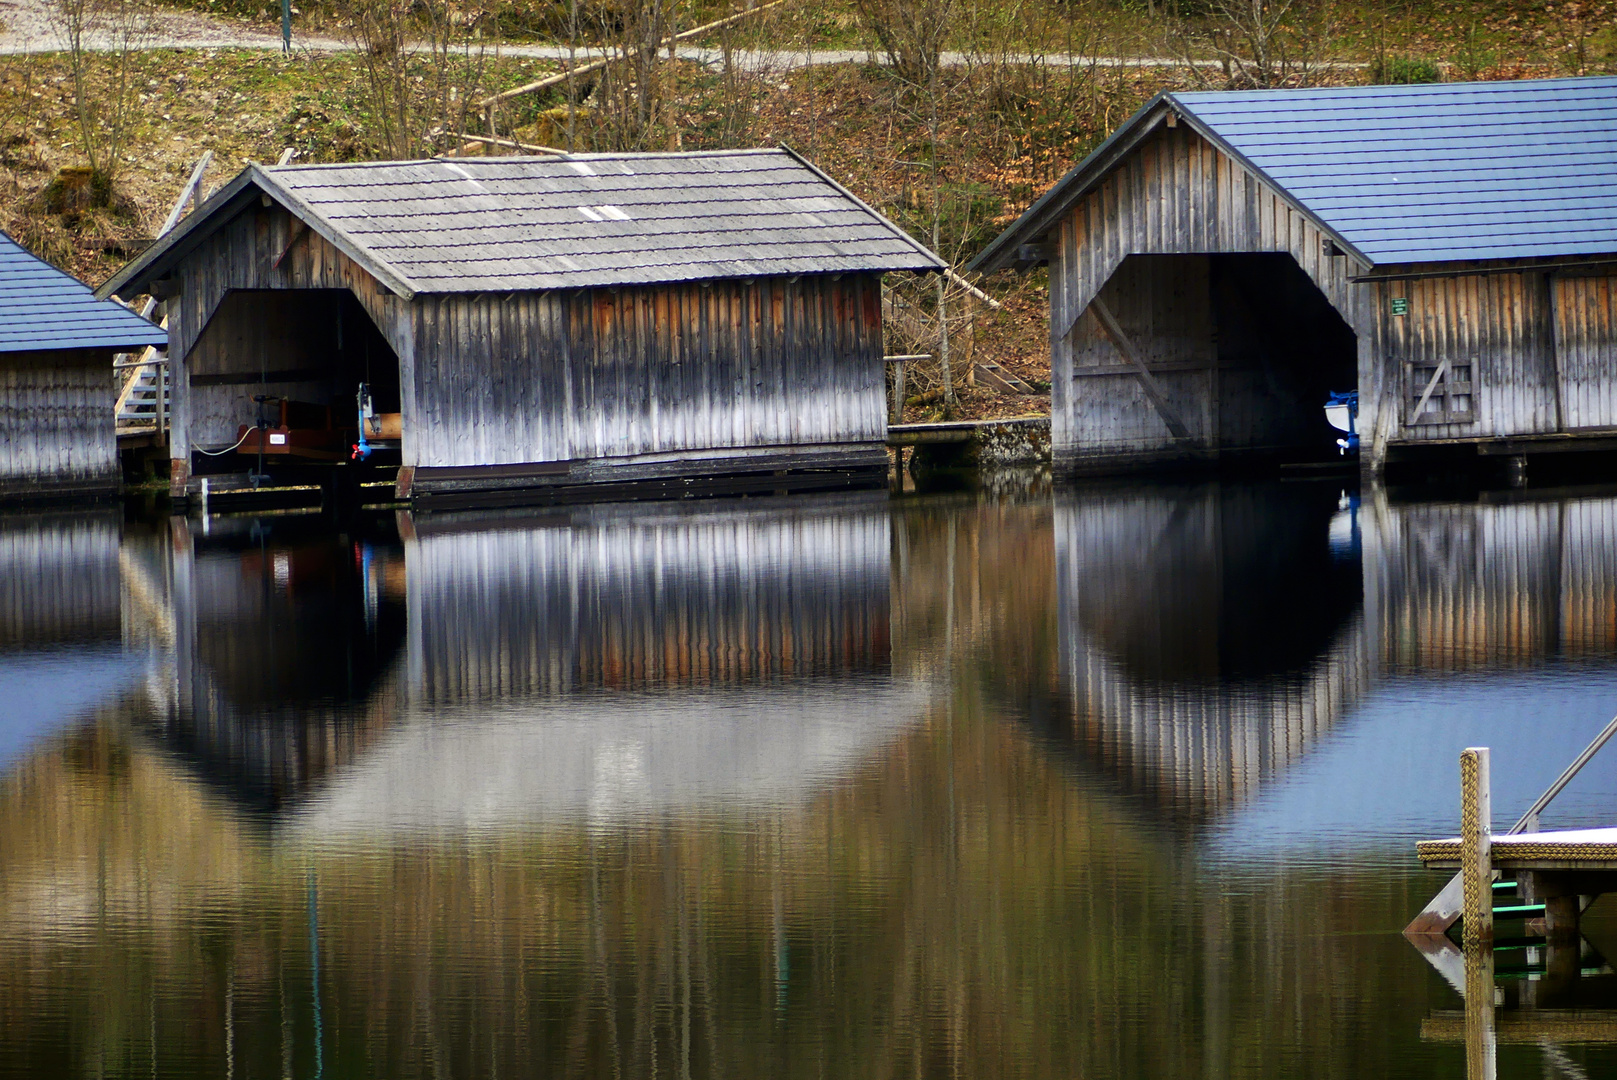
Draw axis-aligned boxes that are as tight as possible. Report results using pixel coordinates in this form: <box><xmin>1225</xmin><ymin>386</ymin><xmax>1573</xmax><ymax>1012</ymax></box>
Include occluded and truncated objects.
<box><xmin>1419</xmin><ymin>827</ymin><xmax>1617</xmax><ymax>871</ymax></box>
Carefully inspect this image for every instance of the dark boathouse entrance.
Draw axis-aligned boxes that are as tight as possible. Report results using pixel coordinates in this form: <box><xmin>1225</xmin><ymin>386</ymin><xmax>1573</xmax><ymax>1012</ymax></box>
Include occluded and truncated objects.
<box><xmin>1070</xmin><ymin>252</ymin><xmax>1357</xmax><ymax>466</ymax></box>
<box><xmin>182</xmin><ymin>288</ymin><xmax>403</xmax><ymax>473</ymax></box>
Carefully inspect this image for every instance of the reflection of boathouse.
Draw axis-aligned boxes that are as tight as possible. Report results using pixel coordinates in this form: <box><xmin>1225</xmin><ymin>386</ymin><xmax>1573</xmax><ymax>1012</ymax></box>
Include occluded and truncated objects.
<box><xmin>404</xmin><ymin>497</ymin><xmax>893</xmax><ymax>702</ymax></box>
<box><xmin>1054</xmin><ymin>484</ymin><xmax>1371</xmax><ymax>822</ymax></box>
<box><xmin>0</xmin><ymin>511</ymin><xmax>136</xmax><ymax>770</ymax></box>
<box><xmin>133</xmin><ymin>496</ymin><xmax>916</xmax><ymax>829</ymax></box>
<box><xmin>1367</xmin><ymin>494</ymin><xmax>1617</xmax><ymax>671</ymax></box>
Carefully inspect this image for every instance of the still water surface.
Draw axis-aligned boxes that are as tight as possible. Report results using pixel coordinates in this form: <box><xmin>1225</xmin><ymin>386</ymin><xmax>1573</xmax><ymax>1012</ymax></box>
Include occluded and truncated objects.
<box><xmin>4</xmin><ymin>481</ymin><xmax>1617</xmax><ymax>1078</ymax></box>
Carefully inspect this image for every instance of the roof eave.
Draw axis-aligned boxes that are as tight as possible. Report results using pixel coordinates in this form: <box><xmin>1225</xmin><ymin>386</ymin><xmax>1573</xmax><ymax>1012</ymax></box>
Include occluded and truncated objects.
<box><xmin>96</xmin><ymin>165</ymin><xmax>421</xmax><ymax>303</ymax></box>
<box><xmin>95</xmin><ymin>169</ymin><xmax>261</xmax><ymax>301</ymax></box>
<box><xmin>254</xmin><ymin>165</ymin><xmax>419</xmax><ymax>301</ymax></box>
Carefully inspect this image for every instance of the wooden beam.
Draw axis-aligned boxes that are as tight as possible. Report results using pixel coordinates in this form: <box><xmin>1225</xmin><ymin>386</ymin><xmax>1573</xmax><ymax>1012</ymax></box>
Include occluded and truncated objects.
<box><xmin>271</xmin><ymin>217</ymin><xmax>308</xmax><ymax>270</ymax></box>
<box><xmin>1407</xmin><ymin>359</ymin><xmax>1451</xmax><ymax>426</ymax></box>
<box><xmin>1460</xmin><ymin>746</ymin><xmax>1493</xmax><ymax>948</ymax></box>
<box><xmin>1083</xmin><ymin>296</ymin><xmax>1194</xmax><ymax>442</ymax></box>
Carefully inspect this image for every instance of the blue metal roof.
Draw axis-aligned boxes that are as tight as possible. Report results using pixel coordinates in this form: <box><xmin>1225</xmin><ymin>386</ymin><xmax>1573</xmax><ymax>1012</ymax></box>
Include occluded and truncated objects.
<box><xmin>1170</xmin><ymin>76</ymin><xmax>1617</xmax><ymax>265</ymax></box>
<box><xmin>0</xmin><ymin>231</ymin><xmax>167</xmax><ymax>354</ymax></box>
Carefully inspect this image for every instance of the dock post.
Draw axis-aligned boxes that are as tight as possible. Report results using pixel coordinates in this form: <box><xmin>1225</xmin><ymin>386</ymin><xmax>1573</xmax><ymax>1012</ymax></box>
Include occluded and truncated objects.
<box><xmin>1461</xmin><ymin>747</ymin><xmax>1493</xmax><ymax>947</ymax></box>
<box><xmin>1463</xmin><ymin>943</ymin><xmax>1497</xmax><ymax>1080</ymax></box>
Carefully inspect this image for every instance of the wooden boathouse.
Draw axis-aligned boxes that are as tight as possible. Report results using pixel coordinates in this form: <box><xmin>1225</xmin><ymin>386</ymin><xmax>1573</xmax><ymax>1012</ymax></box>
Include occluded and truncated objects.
<box><xmin>98</xmin><ymin>149</ymin><xmax>943</xmax><ymax>508</ymax></box>
<box><xmin>0</xmin><ymin>231</ymin><xmax>167</xmax><ymax>501</ymax></box>
<box><xmin>968</xmin><ymin>76</ymin><xmax>1617</xmax><ymax>477</ymax></box>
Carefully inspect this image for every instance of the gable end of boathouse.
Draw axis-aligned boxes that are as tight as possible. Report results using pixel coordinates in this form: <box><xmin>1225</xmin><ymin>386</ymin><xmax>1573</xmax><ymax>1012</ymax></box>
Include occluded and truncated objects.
<box><xmin>969</xmin><ymin>76</ymin><xmax>1617</xmax><ymax>477</ymax></box>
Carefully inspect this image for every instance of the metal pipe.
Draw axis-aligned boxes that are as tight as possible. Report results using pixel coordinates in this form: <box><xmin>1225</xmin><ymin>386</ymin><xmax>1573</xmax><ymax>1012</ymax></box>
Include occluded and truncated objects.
<box><xmin>1509</xmin><ymin>711</ymin><xmax>1617</xmax><ymax>834</ymax></box>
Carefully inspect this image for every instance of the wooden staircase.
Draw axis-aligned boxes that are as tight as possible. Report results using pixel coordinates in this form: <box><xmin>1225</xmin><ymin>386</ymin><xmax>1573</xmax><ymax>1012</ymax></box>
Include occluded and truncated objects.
<box><xmin>115</xmin><ymin>347</ymin><xmax>169</xmax><ymax>432</ymax></box>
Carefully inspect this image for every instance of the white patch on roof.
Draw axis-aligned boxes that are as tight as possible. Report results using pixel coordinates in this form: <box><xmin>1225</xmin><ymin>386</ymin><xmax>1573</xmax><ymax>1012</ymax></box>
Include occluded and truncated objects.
<box><xmin>567</xmin><ymin>161</ymin><xmax>597</xmax><ymax>176</ymax></box>
<box><xmin>596</xmin><ymin>205</ymin><xmax>631</xmax><ymax>221</ymax></box>
<box><xmin>576</xmin><ymin>206</ymin><xmax>604</xmax><ymax>222</ymax></box>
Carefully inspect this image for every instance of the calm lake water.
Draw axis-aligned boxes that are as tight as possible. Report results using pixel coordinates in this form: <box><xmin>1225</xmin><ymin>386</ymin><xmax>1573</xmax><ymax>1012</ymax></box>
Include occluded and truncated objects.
<box><xmin>5</xmin><ymin>480</ymin><xmax>1617</xmax><ymax>1078</ymax></box>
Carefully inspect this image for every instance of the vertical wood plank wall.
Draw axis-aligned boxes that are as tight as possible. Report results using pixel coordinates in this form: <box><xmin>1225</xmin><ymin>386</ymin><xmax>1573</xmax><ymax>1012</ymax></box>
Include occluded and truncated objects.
<box><xmin>1050</xmin><ymin>123</ymin><xmax>1375</xmax><ymax>469</ymax></box>
<box><xmin>1553</xmin><ymin>272</ymin><xmax>1617</xmax><ymax>431</ymax></box>
<box><xmin>0</xmin><ymin>348</ymin><xmax>119</xmax><ymax>496</ymax></box>
<box><xmin>408</xmin><ymin>274</ymin><xmax>886</xmax><ymax>469</ymax></box>
<box><xmin>1373</xmin><ymin>270</ymin><xmax>1561</xmax><ymax>441</ymax></box>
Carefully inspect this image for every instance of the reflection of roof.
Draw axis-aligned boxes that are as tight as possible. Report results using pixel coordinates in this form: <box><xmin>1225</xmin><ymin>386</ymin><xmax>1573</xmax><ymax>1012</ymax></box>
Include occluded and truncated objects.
<box><xmin>0</xmin><ymin>232</ymin><xmax>166</xmax><ymax>352</ymax></box>
<box><xmin>284</xmin><ymin>677</ymin><xmax>928</xmax><ymax>837</ymax></box>
<box><xmin>1060</xmin><ymin>618</ymin><xmax>1372</xmax><ymax>825</ymax></box>
<box><xmin>102</xmin><ymin>150</ymin><xmax>945</xmax><ymax>301</ymax></box>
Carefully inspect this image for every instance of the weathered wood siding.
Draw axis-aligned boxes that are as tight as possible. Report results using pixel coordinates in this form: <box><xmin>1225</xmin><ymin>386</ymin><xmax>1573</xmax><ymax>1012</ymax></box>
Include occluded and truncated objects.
<box><xmin>1069</xmin><ymin>254</ymin><xmax>1218</xmax><ymax>449</ymax></box>
<box><xmin>404</xmin><ymin>496</ymin><xmax>891</xmax><ymax>705</ymax></box>
<box><xmin>0</xmin><ymin>348</ymin><xmax>118</xmax><ymax>497</ymax></box>
<box><xmin>1050</xmin><ymin>123</ymin><xmax>1377</xmax><ymax>468</ymax></box>
<box><xmin>1553</xmin><ymin>271</ymin><xmax>1617</xmax><ymax>431</ymax></box>
<box><xmin>167</xmin><ymin>207</ymin><xmax>414</xmax><ymax>463</ymax></box>
<box><xmin>1368</xmin><ymin>270</ymin><xmax>1560</xmax><ymax>441</ymax></box>
<box><xmin>171</xmin><ymin>204</ymin><xmax>887</xmax><ymax>488</ymax></box>
<box><xmin>408</xmin><ymin>273</ymin><xmax>886</xmax><ymax>470</ymax></box>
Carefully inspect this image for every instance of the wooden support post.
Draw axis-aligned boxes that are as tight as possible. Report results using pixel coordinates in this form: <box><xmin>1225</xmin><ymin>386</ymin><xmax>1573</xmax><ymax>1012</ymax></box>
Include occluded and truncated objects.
<box><xmin>1543</xmin><ymin>892</ymin><xmax>1579</xmax><ymax>944</ymax></box>
<box><xmin>1086</xmin><ymin>296</ymin><xmax>1194</xmax><ymax>442</ymax></box>
<box><xmin>885</xmin><ymin>354</ymin><xmax>928</xmax><ymax>425</ymax></box>
<box><xmin>1461</xmin><ymin>746</ymin><xmax>1493</xmax><ymax>948</ymax></box>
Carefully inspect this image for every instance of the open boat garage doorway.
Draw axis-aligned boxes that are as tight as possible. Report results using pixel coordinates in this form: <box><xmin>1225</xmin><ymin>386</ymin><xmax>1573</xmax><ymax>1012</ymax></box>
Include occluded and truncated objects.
<box><xmin>185</xmin><ymin>288</ymin><xmax>402</xmax><ymax>477</ymax></box>
<box><xmin>1066</xmin><ymin>252</ymin><xmax>1357</xmax><ymax>469</ymax></box>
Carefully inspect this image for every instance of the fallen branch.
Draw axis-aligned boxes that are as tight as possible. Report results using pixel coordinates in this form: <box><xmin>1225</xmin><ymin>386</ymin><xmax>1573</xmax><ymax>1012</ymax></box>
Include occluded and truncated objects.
<box><xmin>949</xmin><ymin>267</ymin><xmax>1001</xmax><ymax>310</ymax></box>
<box><xmin>477</xmin><ymin>0</ymin><xmax>786</xmax><ymax>112</ymax></box>
<box><xmin>446</xmin><ymin>132</ymin><xmax>569</xmax><ymax>156</ymax></box>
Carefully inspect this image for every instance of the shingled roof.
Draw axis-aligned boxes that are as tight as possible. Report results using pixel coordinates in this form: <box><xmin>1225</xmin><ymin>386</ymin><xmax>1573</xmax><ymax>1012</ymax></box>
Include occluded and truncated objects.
<box><xmin>101</xmin><ymin>148</ymin><xmax>944</xmax><ymax>301</ymax></box>
<box><xmin>0</xmin><ymin>232</ymin><xmax>167</xmax><ymax>354</ymax></box>
<box><xmin>970</xmin><ymin>75</ymin><xmax>1617</xmax><ymax>273</ymax></box>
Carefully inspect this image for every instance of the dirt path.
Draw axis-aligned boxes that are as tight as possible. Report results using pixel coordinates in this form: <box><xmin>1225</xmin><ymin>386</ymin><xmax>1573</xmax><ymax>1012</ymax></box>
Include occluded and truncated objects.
<box><xmin>0</xmin><ymin>0</ymin><xmax>343</xmax><ymax>52</ymax></box>
<box><xmin>0</xmin><ymin>0</ymin><xmax>1209</xmax><ymax>69</ymax></box>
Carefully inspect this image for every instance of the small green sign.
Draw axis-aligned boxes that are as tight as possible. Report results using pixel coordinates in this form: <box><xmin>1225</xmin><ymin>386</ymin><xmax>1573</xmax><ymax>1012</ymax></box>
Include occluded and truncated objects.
<box><xmin>1391</xmin><ymin>297</ymin><xmax>1409</xmax><ymax>317</ymax></box>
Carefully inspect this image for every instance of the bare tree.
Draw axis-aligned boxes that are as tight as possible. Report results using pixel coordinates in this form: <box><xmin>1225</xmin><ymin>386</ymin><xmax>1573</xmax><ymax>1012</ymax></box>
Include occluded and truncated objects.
<box><xmin>52</xmin><ymin>0</ymin><xmax>147</xmax><ymax>189</ymax></box>
<box><xmin>339</xmin><ymin>0</ymin><xmax>490</xmax><ymax>159</ymax></box>
<box><xmin>851</xmin><ymin>0</ymin><xmax>957</xmax><ymax>84</ymax></box>
<box><xmin>1167</xmin><ymin>0</ymin><xmax>1335</xmax><ymax>89</ymax></box>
